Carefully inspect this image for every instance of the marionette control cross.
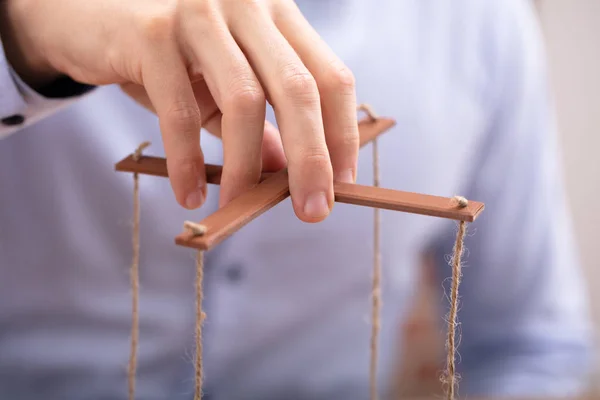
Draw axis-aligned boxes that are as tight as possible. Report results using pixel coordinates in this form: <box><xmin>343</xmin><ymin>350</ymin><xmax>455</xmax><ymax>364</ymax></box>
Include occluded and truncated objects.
<box><xmin>115</xmin><ymin>115</ymin><xmax>484</xmax><ymax>251</ymax></box>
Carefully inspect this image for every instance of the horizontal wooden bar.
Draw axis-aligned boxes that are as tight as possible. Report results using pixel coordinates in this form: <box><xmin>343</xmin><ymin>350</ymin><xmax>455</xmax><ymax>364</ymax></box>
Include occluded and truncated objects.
<box><xmin>357</xmin><ymin>117</ymin><xmax>396</xmax><ymax>147</ymax></box>
<box><xmin>117</xmin><ymin>155</ymin><xmax>484</xmax><ymax>222</ymax></box>
<box><xmin>176</xmin><ymin>180</ymin><xmax>484</xmax><ymax>251</ymax></box>
<box><xmin>115</xmin><ymin>156</ymin><xmax>233</xmax><ymax>184</ymax></box>
<box><xmin>171</xmin><ymin>117</ymin><xmax>399</xmax><ymax>250</ymax></box>
<box><xmin>175</xmin><ymin>169</ymin><xmax>290</xmax><ymax>250</ymax></box>
<box><xmin>334</xmin><ymin>182</ymin><xmax>485</xmax><ymax>222</ymax></box>
<box><xmin>118</xmin><ymin>115</ymin><xmax>484</xmax><ymax>251</ymax></box>
<box><xmin>114</xmin><ymin>117</ymin><xmax>396</xmax><ymax>179</ymax></box>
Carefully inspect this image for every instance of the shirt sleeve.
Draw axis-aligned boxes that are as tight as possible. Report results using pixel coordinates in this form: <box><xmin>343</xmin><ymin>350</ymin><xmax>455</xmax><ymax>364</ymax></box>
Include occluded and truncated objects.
<box><xmin>0</xmin><ymin>35</ymin><xmax>95</xmax><ymax>139</ymax></box>
<box><xmin>430</xmin><ymin>0</ymin><xmax>594</xmax><ymax>396</ymax></box>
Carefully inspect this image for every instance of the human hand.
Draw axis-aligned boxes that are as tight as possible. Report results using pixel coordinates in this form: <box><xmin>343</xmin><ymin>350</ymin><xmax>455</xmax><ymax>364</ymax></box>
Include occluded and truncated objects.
<box><xmin>1</xmin><ymin>0</ymin><xmax>359</xmax><ymax>222</ymax></box>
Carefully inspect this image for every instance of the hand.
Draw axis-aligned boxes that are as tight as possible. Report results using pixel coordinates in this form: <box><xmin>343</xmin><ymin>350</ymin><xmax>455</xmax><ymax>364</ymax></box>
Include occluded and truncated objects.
<box><xmin>1</xmin><ymin>0</ymin><xmax>360</xmax><ymax>222</ymax></box>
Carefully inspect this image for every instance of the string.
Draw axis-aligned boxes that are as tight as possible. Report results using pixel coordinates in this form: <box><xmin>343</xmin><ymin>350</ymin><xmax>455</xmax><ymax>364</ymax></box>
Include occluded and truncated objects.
<box><xmin>194</xmin><ymin>250</ymin><xmax>206</xmax><ymax>400</ymax></box>
<box><xmin>370</xmin><ymin>137</ymin><xmax>382</xmax><ymax>400</ymax></box>
<box><xmin>357</xmin><ymin>103</ymin><xmax>379</xmax><ymax>121</ymax></box>
<box><xmin>128</xmin><ymin>141</ymin><xmax>150</xmax><ymax>400</ymax></box>
<box><xmin>126</xmin><ymin>110</ymin><xmax>466</xmax><ymax>400</ymax></box>
<box><xmin>357</xmin><ymin>103</ymin><xmax>382</xmax><ymax>400</ymax></box>
<box><xmin>443</xmin><ymin>196</ymin><xmax>469</xmax><ymax>400</ymax></box>
<box><xmin>184</xmin><ymin>221</ymin><xmax>208</xmax><ymax>400</ymax></box>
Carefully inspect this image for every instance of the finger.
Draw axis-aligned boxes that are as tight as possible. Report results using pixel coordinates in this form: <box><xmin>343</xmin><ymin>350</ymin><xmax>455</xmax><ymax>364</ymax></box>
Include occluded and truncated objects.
<box><xmin>226</xmin><ymin>2</ymin><xmax>334</xmax><ymax>222</ymax></box>
<box><xmin>123</xmin><ymin>76</ymin><xmax>283</xmax><ymax>175</ymax></box>
<box><xmin>140</xmin><ymin>27</ymin><xmax>206</xmax><ymax>210</ymax></box>
<box><xmin>120</xmin><ymin>80</ymin><xmax>223</xmax><ymax>133</ymax></box>
<box><xmin>262</xmin><ymin>121</ymin><xmax>287</xmax><ymax>172</ymax></box>
<box><xmin>129</xmin><ymin>74</ymin><xmax>284</xmax><ymax>173</ymax></box>
<box><xmin>182</xmin><ymin>10</ymin><xmax>266</xmax><ymax>207</ymax></box>
<box><xmin>203</xmin><ymin>116</ymin><xmax>287</xmax><ymax>173</ymax></box>
<box><xmin>275</xmin><ymin>0</ymin><xmax>359</xmax><ymax>184</ymax></box>
<box><xmin>120</xmin><ymin>83</ymin><xmax>156</xmax><ymax>113</ymax></box>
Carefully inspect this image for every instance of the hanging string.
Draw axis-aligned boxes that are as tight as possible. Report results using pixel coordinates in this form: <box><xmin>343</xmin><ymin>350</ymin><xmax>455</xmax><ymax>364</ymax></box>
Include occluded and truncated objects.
<box><xmin>194</xmin><ymin>250</ymin><xmax>206</xmax><ymax>400</ymax></box>
<box><xmin>123</xmin><ymin>105</ymin><xmax>469</xmax><ymax>400</ymax></box>
<box><xmin>370</xmin><ymin>139</ymin><xmax>382</xmax><ymax>400</ymax></box>
<box><xmin>128</xmin><ymin>141</ymin><xmax>150</xmax><ymax>400</ymax></box>
<box><xmin>357</xmin><ymin>103</ymin><xmax>382</xmax><ymax>400</ymax></box>
<box><xmin>184</xmin><ymin>221</ymin><xmax>208</xmax><ymax>400</ymax></box>
<box><xmin>443</xmin><ymin>196</ymin><xmax>469</xmax><ymax>400</ymax></box>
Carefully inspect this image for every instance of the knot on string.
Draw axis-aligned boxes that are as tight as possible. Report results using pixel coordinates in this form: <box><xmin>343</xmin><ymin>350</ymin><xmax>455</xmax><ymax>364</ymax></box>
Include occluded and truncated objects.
<box><xmin>454</xmin><ymin>196</ymin><xmax>468</xmax><ymax>208</ymax></box>
<box><xmin>132</xmin><ymin>141</ymin><xmax>151</xmax><ymax>162</ymax></box>
<box><xmin>357</xmin><ymin>103</ymin><xmax>378</xmax><ymax>122</ymax></box>
<box><xmin>184</xmin><ymin>221</ymin><xmax>207</xmax><ymax>236</ymax></box>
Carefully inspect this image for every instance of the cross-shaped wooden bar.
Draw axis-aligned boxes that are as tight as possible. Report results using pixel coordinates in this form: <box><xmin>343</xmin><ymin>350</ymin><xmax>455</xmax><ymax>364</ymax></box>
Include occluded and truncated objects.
<box><xmin>115</xmin><ymin>114</ymin><xmax>485</xmax><ymax>250</ymax></box>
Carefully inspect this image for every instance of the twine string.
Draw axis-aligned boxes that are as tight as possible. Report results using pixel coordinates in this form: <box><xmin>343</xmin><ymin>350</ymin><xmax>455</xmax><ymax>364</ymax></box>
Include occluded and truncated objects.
<box><xmin>443</xmin><ymin>196</ymin><xmax>469</xmax><ymax>400</ymax></box>
<box><xmin>357</xmin><ymin>103</ymin><xmax>382</xmax><ymax>400</ymax></box>
<box><xmin>126</xmin><ymin>112</ymin><xmax>467</xmax><ymax>400</ymax></box>
<box><xmin>370</xmin><ymin>135</ymin><xmax>382</xmax><ymax>400</ymax></box>
<box><xmin>357</xmin><ymin>103</ymin><xmax>379</xmax><ymax>121</ymax></box>
<box><xmin>128</xmin><ymin>141</ymin><xmax>151</xmax><ymax>400</ymax></box>
<box><xmin>184</xmin><ymin>221</ymin><xmax>208</xmax><ymax>400</ymax></box>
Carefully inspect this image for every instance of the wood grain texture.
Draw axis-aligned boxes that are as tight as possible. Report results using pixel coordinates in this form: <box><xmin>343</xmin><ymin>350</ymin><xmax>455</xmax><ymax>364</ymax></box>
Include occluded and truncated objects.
<box><xmin>175</xmin><ymin>170</ymin><xmax>290</xmax><ymax>250</ymax></box>
<box><xmin>334</xmin><ymin>183</ymin><xmax>485</xmax><ymax>222</ymax></box>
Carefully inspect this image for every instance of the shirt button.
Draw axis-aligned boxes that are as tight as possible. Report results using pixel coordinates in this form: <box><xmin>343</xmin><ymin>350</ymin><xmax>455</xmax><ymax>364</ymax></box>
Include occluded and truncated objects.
<box><xmin>1</xmin><ymin>114</ymin><xmax>25</xmax><ymax>126</ymax></box>
<box><xmin>225</xmin><ymin>264</ymin><xmax>244</xmax><ymax>283</ymax></box>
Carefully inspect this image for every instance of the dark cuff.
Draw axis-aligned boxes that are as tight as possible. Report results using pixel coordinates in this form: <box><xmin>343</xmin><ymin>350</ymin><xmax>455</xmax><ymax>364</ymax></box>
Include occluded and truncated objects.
<box><xmin>36</xmin><ymin>75</ymin><xmax>96</xmax><ymax>99</ymax></box>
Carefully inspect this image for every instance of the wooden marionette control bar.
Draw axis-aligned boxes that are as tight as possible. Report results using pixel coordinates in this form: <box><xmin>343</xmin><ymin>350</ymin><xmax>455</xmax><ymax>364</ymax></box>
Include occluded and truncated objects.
<box><xmin>115</xmin><ymin>117</ymin><xmax>396</xmax><ymax>180</ymax></box>
<box><xmin>334</xmin><ymin>182</ymin><xmax>484</xmax><ymax>222</ymax></box>
<box><xmin>173</xmin><ymin>173</ymin><xmax>484</xmax><ymax>251</ymax></box>
<box><xmin>115</xmin><ymin>115</ymin><xmax>485</xmax><ymax>251</ymax></box>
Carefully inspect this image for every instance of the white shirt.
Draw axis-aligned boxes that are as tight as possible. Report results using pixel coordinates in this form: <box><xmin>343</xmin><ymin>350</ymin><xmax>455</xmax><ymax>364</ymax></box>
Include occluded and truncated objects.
<box><xmin>0</xmin><ymin>1</ymin><xmax>593</xmax><ymax>399</ymax></box>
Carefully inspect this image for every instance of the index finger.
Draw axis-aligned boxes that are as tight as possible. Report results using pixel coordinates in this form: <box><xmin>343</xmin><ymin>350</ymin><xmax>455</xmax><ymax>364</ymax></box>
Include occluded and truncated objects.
<box><xmin>141</xmin><ymin>35</ymin><xmax>207</xmax><ymax>210</ymax></box>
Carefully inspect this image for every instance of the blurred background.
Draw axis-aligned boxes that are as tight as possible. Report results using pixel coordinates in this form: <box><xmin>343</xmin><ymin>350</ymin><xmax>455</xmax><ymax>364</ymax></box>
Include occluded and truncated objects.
<box><xmin>540</xmin><ymin>0</ymin><xmax>600</xmax><ymax>391</ymax></box>
<box><xmin>392</xmin><ymin>1</ymin><xmax>600</xmax><ymax>397</ymax></box>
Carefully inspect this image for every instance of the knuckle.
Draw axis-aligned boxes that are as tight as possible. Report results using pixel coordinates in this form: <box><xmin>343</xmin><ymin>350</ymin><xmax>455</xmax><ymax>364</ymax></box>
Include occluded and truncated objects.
<box><xmin>165</xmin><ymin>103</ymin><xmax>202</xmax><ymax>136</ymax></box>
<box><xmin>181</xmin><ymin>0</ymin><xmax>215</xmax><ymax>17</ymax></box>
<box><xmin>298</xmin><ymin>146</ymin><xmax>331</xmax><ymax>170</ymax></box>
<box><xmin>331</xmin><ymin>130</ymin><xmax>360</xmax><ymax>151</ymax></box>
<box><xmin>238</xmin><ymin>0</ymin><xmax>264</xmax><ymax>9</ymax></box>
<box><xmin>173</xmin><ymin>155</ymin><xmax>202</xmax><ymax>179</ymax></box>
<box><xmin>222</xmin><ymin>0</ymin><xmax>265</xmax><ymax>12</ymax></box>
<box><xmin>279</xmin><ymin>65</ymin><xmax>319</xmax><ymax>102</ymax></box>
<box><xmin>321</xmin><ymin>62</ymin><xmax>355</xmax><ymax>94</ymax></box>
<box><xmin>330</xmin><ymin>120</ymin><xmax>360</xmax><ymax>147</ymax></box>
<box><xmin>226</xmin><ymin>74</ymin><xmax>265</xmax><ymax>115</ymax></box>
<box><xmin>139</xmin><ymin>8</ymin><xmax>177</xmax><ymax>42</ymax></box>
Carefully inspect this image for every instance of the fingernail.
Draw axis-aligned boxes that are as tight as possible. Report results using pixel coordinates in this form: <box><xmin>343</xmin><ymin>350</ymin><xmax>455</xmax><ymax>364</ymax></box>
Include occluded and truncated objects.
<box><xmin>335</xmin><ymin>168</ymin><xmax>355</xmax><ymax>184</ymax></box>
<box><xmin>303</xmin><ymin>191</ymin><xmax>330</xmax><ymax>219</ymax></box>
<box><xmin>186</xmin><ymin>183</ymin><xmax>205</xmax><ymax>209</ymax></box>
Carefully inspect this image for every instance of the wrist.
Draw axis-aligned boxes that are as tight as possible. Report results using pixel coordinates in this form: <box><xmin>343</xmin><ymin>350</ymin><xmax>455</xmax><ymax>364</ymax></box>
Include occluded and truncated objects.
<box><xmin>0</xmin><ymin>1</ymin><xmax>61</xmax><ymax>90</ymax></box>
